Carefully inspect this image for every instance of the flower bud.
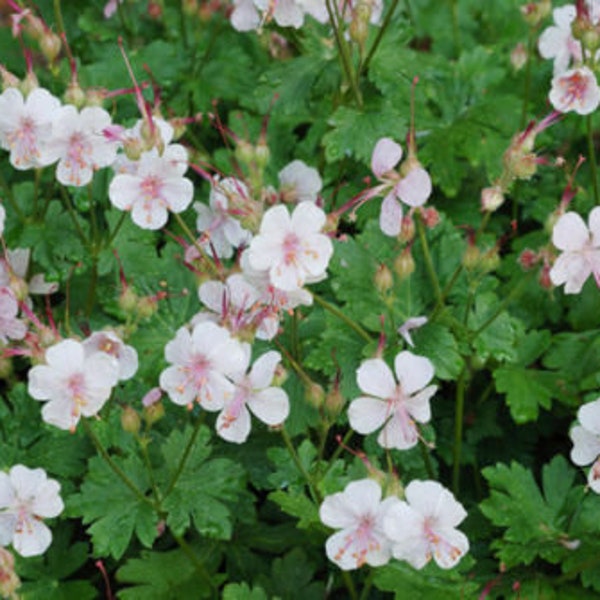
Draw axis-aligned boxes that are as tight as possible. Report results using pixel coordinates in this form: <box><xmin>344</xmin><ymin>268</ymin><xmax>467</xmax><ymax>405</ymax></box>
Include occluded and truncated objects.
<box><xmin>182</xmin><ymin>0</ymin><xmax>199</xmax><ymax>16</ymax></box>
<box><xmin>0</xmin><ymin>548</ymin><xmax>20</xmax><ymax>599</ymax></box>
<box><xmin>40</xmin><ymin>31</ymin><xmax>62</xmax><ymax>63</ymax></box>
<box><xmin>121</xmin><ymin>406</ymin><xmax>141</xmax><ymax>434</ymax></box>
<box><xmin>255</xmin><ymin>139</ymin><xmax>270</xmax><ymax>170</ymax></box>
<box><xmin>64</xmin><ymin>80</ymin><xmax>86</xmax><ymax>109</ymax></box>
<box><xmin>420</xmin><ymin>207</ymin><xmax>440</xmax><ymax>228</ymax></box>
<box><xmin>480</xmin><ymin>248</ymin><xmax>500</xmax><ymax>272</ymax></box>
<box><xmin>325</xmin><ymin>386</ymin><xmax>345</xmax><ymax>418</ymax></box>
<box><xmin>462</xmin><ymin>244</ymin><xmax>481</xmax><ymax>270</ymax></box>
<box><xmin>519</xmin><ymin>248</ymin><xmax>539</xmax><ymax>270</ymax></box>
<box><xmin>520</xmin><ymin>0</ymin><xmax>551</xmax><ymax>27</ymax></box>
<box><xmin>20</xmin><ymin>71</ymin><xmax>39</xmax><ymax>96</ymax></box>
<box><xmin>393</xmin><ymin>249</ymin><xmax>415</xmax><ymax>280</ymax></box>
<box><xmin>235</xmin><ymin>140</ymin><xmax>255</xmax><ymax>168</ymax></box>
<box><xmin>399</xmin><ymin>215</ymin><xmax>415</xmax><ymax>243</ymax></box>
<box><xmin>481</xmin><ymin>186</ymin><xmax>505</xmax><ymax>212</ymax></box>
<box><xmin>0</xmin><ymin>66</ymin><xmax>20</xmax><ymax>90</ymax></box>
<box><xmin>144</xmin><ymin>401</ymin><xmax>165</xmax><ymax>425</ymax></box>
<box><xmin>136</xmin><ymin>296</ymin><xmax>159</xmax><ymax>320</ymax></box>
<box><xmin>119</xmin><ymin>286</ymin><xmax>139</xmax><ymax>314</ymax></box>
<box><xmin>305</xmin><ymin>382</ymin><xmax>325</xmax><ymax>408</ymax></box>
<box><xmin>510</xmin><ymin>43</ymin><xmax>528</xmax><ymax>71</ymax></box>
<box><xmin>0</xmin><ymin>356</ymin><xmax>13</xmax><ymax>379</ymax></box>
<box><xmin>374</xmin><ymin>263</ymin><xmax>394</xmax><ymax>293</ymax></box>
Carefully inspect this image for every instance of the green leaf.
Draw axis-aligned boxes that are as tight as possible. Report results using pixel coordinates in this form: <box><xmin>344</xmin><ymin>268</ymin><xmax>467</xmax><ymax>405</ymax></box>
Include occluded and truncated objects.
<box><xmin>222</xmin><ymin>583</ymin><xmax>269</xmax><ymax>600</ymax></box>
<box><xmin>68</xmin><ymin>455</ymin><xmax>157</xmax><ymax>560</ymax></box>
<box><xmin>493</xmin><ymin>365</ymin><xmax>559</xmax><ymax>424</ymax></box>
<box><xmin>267</xmin><ymin>490</ymin><xmax>320</xmax><ymax>530</ymax></box>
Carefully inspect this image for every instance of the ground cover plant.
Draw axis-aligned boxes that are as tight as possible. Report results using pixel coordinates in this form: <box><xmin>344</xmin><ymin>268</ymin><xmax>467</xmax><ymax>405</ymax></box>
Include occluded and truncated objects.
<box><xmin>2</xmin><ymin>0</ymin><xmax>600</xmax><ymax>597</ymax></box>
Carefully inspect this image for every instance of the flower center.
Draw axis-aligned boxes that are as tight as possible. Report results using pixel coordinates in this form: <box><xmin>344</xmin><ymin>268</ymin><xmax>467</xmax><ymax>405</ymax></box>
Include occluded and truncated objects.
<box><xmin>282</xmin><ymin>233</ymin><xmax>301</xmax><ymax>266</ymax></box>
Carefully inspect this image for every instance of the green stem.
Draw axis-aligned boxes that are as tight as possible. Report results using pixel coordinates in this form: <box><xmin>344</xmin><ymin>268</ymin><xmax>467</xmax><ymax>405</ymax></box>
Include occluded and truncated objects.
<box><xmin>53</xmin><ymin>0</ymin><xmax>66</xmax><ymax>39</ymax></box>
<box><xmin>171</xmin><ymin>532</ymin><xmax>217</xmax><ymax>594</ymax></box>
<box><xmin>164</xmin><ymin>413</ymin><xmax>206</xmax><ymax>498</ymax></box>
<box><xmin>358</xmin><ymin>571</ymin><xmax>374</xmax><ymax>600</ymax></box>
<box><xmin>342</xmin><ymin>571</ymin><xmax>359</xmax><ymax>600</ymax></box>
<box><xmin>325</xmin><ymin>0</ymin><xmax>363</xmax><ymax>108</ymax></box>
<box><xmin>178</xmin><ymin>0</ymin><xmax>190</xmax><ymax>50</ymax></box>
<box><xmin>312</xmin><ymin>293</ymin><xmax>372</xmax><ymax>343</ymax></box>
<box><xmin>59</xmin><ymin>187</ymin><xmax>88</xmax><ymax>246</ymax></box>
<box><xmin>115</xmin><ymin>0</ymin><xmax>134</xmax><ymax>46</ymax></box>
<box><xmin>274</xmin><ymin>339</ymin><xmax>314</xmax><ymax>387</ymax></box>
<box><xmin>84</xmin><ymin>259</ymin><xmax>98</xmax><ymax>318</ymax></box>
<box><xmin>107</xmin><ymin>211</ymin><xmax>128</xmax><ymax>246</ymax></box>
<box><xmin>360</xmin><ymin>0</ymin><xmax>401</xmax><ymax>76</ymax></box>
<box><xmin>450</xmin><ymin>0</ymin><xmax>461</xmax><ymax>58</ymax></box>
<box><xmin>281</xmin><ymin>428</ymin><xmax>321</xmax><ymax>503</ymax></box>
<box><xmin>173</xmin><ymin>212</ymin><xmax>220</xmax><ymax>278</ymax></box>
<box><xmin>83</xmin><ymin>420</ymin><xmax>154</xmax><ymax>507</ymax></box>
<box><xmin>471</xmin><ymin>271</ymin><xmax>534</xmax><ymax>338</ymax></box>
<box><xmin>419</xmin><ymin>439</ymin><xmax>435</xmax><ymax>479</ymax></box>
<box><xmin>139</xmin><ymin>437</ymin><xmax>162</xmax><ymax>505</ymax></box>
<box><xmin>588</xmin><ymin>113</ymin><xmax>600</xmax><ymax>206</ymax></box>
<box><xmin>452</xmin><ymin>368</ymin><xmax>467</xmax><ymax>495</ymax></box>
<box><xmin>327</xmin><ymin>429</ymin><xmax>354</xmax><ymax>467</ymax></box>
<box><xmin>416</xmin><ymin>214</ymin><xmax>443</xmax><ymax>308</ymax></box>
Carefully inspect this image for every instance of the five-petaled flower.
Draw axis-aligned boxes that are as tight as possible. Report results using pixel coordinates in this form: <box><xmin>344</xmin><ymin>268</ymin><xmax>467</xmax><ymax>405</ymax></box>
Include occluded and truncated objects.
<box><xmin>549</xmin><ymin>66</ymin><xmax>600</xmax><ymax>115</ymax></box>
<box><xmin>570</xmin><ymin>398</ymin><xmax>600</xmax><ymax>493</ymax></box>
<box><xmin>0</xmin><ymin>465</ymin><xmax>64</xmax><ymax>557</ymax></box>
<box><xmin>348</xmin><ymin>351</ymin><xmax>437</xmax><ymax>450</ymax></box>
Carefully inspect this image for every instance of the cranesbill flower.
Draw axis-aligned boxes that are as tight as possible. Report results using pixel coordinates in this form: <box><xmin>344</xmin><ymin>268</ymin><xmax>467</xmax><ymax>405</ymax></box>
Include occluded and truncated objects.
<box><xmin>27</xmin><ymin>339</ymin><xmax>120</xmax><ymax>431</ymax></box>
<box><xmin>570</xmin><ymin>398</ymin><xmax>600</xmax><ymax>493</ymax></box>
<box><xmin>216</xmin><ymin>350</ymin><xmax>289</xmax><ymax>443</ymax></box>
<box><xmin>278</xmin><ymin>159</ymin><xmax>322</xmax><ymax>204</ymax></box>
<box><xmin>0</xmin><ymin>87</ymin><xmax>61</xmax><ymax>170</ymax></box>
<box><xmin>384</xmin><ymin>480</ymin><xmax>469</xmax><ymax>570</ymax></box>
<box><xmin>248</xmin><ymin>201</ymin><xmax>333</xmax><ymax>292</ymax></box>
<box><xmin>319</xmin><ymin>478</ymin><xmax>397</xmax><ymax>570</ymax></box>
<box><xmin>370</xmin><ymin>138</ymin><xmax>432</xmax><ymax>237</ymax></box>
<box><xmin>0</xmin><ymin>465</ymin><xmax>64</xmax><ymax>557</ymax></box>
<box><xmin>109</xmin><ymin>144</ymin><xmax>193</xmax><ymax>230</ymax></box>
<box><xmin>82</xmin><ymin>330</ymin><xmax>138</xmax><ymax>381</ymax></box>
<box><xmin>549</xmin><ymin>66</ymin><xmax>600</xmax><ymax>115</ymax></box>
<box><xmin>0</xmin><ymin>248</ymin><xmax>59</xmax><ymax>303</ymax></box>
<box><xmin>0</xmin><ymin>287</ymin><xmax>26</xmax><ymax>345</ymax></box>
<box><xmin>538</xmin><ymin>5</ymin><xmax>581</xmax><ymax>75</ymax></box>
<box><xmin>159</xmin><ymin>321</ymin><xmax>249</xmax><ymax>411</ymax></box>
<box><xmin>549</xmin><ymin>208</ymin><xmax>600</xmax><ymax>294</ymax></box>
<box><xmin>43</xmin><ymin>105</ymin><xmax>118</xmax><ymax>186</ymax></box>
<box><xmin>348</xmin><ymin>351</ymin><xmax>437</xmax><ymax>450</ymax></box>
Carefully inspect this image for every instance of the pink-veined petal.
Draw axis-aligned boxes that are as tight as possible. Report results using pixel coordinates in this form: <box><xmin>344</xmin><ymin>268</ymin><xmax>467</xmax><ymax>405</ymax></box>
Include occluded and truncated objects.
<box><xmin>394</xmin><ymin>351</ymin><xmax>435</xmax><ymax>395</ymax></box>
<box><xmin>379</xmin><ymin>192</ymin><xmax>402</xmax><ymax>237</ymax></box>
<box><xmin>348</xmin><ymin>396</ymin><xmax>389</xmax><ymax>434</ymax></box>
<box><xmin>395</xmin><ymin>167</ymin><xmax>432</xmax><ymax>207</ymax></box>
<box><xmin>371</xmin><ymin>138</ymin><xmax>402</xmax><ymax>178</ymax></box>
<box><xmin>356</xmin><ymin>358</ymin><xmax>396</xmax><ymax>398</ymax></box>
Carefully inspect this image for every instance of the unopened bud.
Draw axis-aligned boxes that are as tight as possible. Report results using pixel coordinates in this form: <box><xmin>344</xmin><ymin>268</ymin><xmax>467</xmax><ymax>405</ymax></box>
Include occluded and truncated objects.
<box><xmin>0</xmin><ymin>548</ymin><xmax>20</xmax><ymax>599</ymax></box>
<box><xmin>182</xmin><ymin>0</ymin><xmax>199</xmax><ymax>16</ymax></box>
<box><xmin>40</xmin><ymin>31</ymin><xmax>61</xmax><ymax>63</ymax></box>
<box><xmin>510</xmin><ymin>43</ymin><xmax>528</xmax><ymax>71</ymax></box>
<box><xmin>20</xmin><ymin>71</ymin><xmax>39</xmax><ymax>96</ymax></box>
<box><xmin>136</xmin><ymin>296</ymin><xmax>159</xmax><ymax>319</ymax></box>
<box><xmin>235</xmin><ymin>140</ymin><xmax>255</xmax><ymax>168</ymax></box>
<box><xmin>394</xmin><ymin>249</ymin><xmax>415</xmax><ymax>279</ymax></box>
<box><xmin>144</xmin><ymin>401</ymin><xmax>165</xmax><ymax>425</ymax></box>
<box><xmin>325</xmin><ymin>386</ymin><xmax>345</xmax><ymax>418</ymax></box>
<box><xmin>399</xmin><ymin>215</ymin><xmax>415</xmax><ymax>242</ymax></box>
<box><xmin>480</xmin><ymin>248</ymin><xmax>500</xmax><ymax>272</ymax></box>
<box><xmin>272</xmin><ymin>363</ymin><xmax>288</xmax><ymax>387</ymax></box>
<box><xmin>119</xmin><ymin>287</ymin><xmax>139</xmax><ymax>313</ymax></box>
<box><xmin>462</xmin><ymin>244</ymin><xmax>481</xmax><ymax>270</ymax></box>
<box><xmin>481</xmin><ymin>186</ymin><xmax>505</xmax><ymax>212</ymax></box>
<box><xmin>121</xmin><ymin>406</ymin><xmax>141</xmax><ymax>434</ymax></box>
<box><xmin>420</xmin><ymin>207</ymin><xmax>440</xmax><ymax>229</ymax></box>
<box><xmin>255</xmin><ymin>140</ymin><xmax>270</xmax><ymax>169</ymax></box>
<box><xmin>519</xmin><ymin>248</ymin><xmax>539</xmax><ymax>270</ymax></box>
<box><xmin>539</xmin><ymin>263</ymin><xmax>553</xmax><ymax>289</ymax></box>
<box><xmin>148</xmin><ymin>1</ymin><xmax>163</xmax><ymax>19</ymax></box>
<box><xmin>520</xmin><ymin>0</ymin><xmax>551</xmax><ymax>27</ymax></box>
<box><xmin>64</xmin><ymin>81</ymin><xmax>86</xmax><ymax>109</ymax></box>
<box><xmin>349</xmin><ymin>9</ymin><xmax>369</xmax><ymax>49</ymax></box>
<box><xmin>374</xmin><ymin>263</ymin><xmax>394</xmax><ymax>293</ymax></box>
<box><xmin>0</xmin><ymin>66</ymin><xmax>20</xmax><ymax>90</ymax></box>
<box><xmin>305</xmin><ymin>382</ymin><xmax>325</xmax><ymax>408</ymax></box>
<box><xmin>123</xmin><ymin>136</ymin><xmax>144</xmax><ymax>161</ymax></box>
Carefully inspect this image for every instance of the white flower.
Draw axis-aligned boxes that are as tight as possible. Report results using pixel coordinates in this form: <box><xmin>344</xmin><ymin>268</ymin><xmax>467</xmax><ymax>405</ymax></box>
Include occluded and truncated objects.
<box><xmin>82</xmin><ymin>331</ymin><xmax>138</xmax><ymax>381</ymax></box>
<box><xmin>538</xmin><ymin>5</ymin><xmax>581</xmax><ymax>75</ymax></box>
<box><xmin>216</xmin><ymin>351</ymin><xmax>289</xmax><ymax>443</ymax></box>
<box><xmin>549</xmin><ymin>208</ymin><xmax>600</xmax><ymax>294</ymax></box>
<box><xmin>384</xmin><ymin>480</ymin><xmax>469</xmax><ymax>570</ymax></box>
<box><xmin>348</xmin><ymin>351</ymin><xmax>437</xmax><ymax>450</ymax></box>
<box><xmin>0</xmin><ymin>287</ymin><xmax>26</xmax><ymax>345</ymax></box>
<box><xmin>570</xmin><ymin>398</ymin><xmax>600</xmax><ymax>493</ymax></box>
<box><xmin>278</xmin><ymin>159</ymin><xmax>322</xmax><ymax>203</ymax></box>
<box><xmin>43</xmin><ymin>105</ymin><xmax>118</xmax><ymax>186</ymax></box>
<box><xmin>109</xmin><ymin>144</ymin><xmax>193</xmax><ymax>230</ymax></box>
<box><xmin>549</xmin><ymin>66</ymin><xmax>600</xmax><ymax>115</ymax></box>
<box><xmin>319</xmin><ymin>479</ymin><xmax>397</xmax><ymax>570</ymax></box>
<box><xmin>27</xmin><ymin>339</ymin><xmax>120</xmax><ymax>431</ymax></box>
<box><xmin>0</xmin><ymin>87</ymin><xmax>61</xmax><ymax>170</ymax></box>
<box><xmin>370</xmin><ymin>138</ymin><xmax>432</xmax><ymax>237</ymax></box>
<box><xmin>248</xmin><ymin>201</ymin><xmax>333</xmax><ymax>292</ymax></box>
<box><xmin>397</xmin><ymin>316</ymin><xmax>428</xmax><ymax>348</ymax></box>
<box><xmin>159</xmin><ymin>321</ymin><xmax>249</xmax><ymax>411</ymax></box>
<box><xmin>0</xmin><ymin>465</ymin><xmax>64</xmax><ymax>557</ymax></box>
<box><xmin>230</xmin><ymin>0</ymin><xmax>261</xmax><ymax>31</ymax></box>
<box><xmin>194</xmin><ymin>177</ymin><xmax>252</xmax><ymax>259</ymax></box>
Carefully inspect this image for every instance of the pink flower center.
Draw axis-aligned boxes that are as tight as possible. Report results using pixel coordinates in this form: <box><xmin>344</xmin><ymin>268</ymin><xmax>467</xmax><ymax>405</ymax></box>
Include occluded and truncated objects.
<box><xmin>64</xmin><ymin>132</ymin><xmax>92</xmax><ymax>185</ymax></box>
<box><xmin>335</xmin><ymin>514</ymin><xmax>380</xmax><ymax>568</ymax></box>
<box><xmin>140</xmin><ymin>175</ymin><xmax>164</xmax><ymax>202</ymax></box>
<box><xmin>282</xmin><ymin>233</ymin><xmax>301</xmax><ymax>266</ymax></box>
<box><xmin>559</xmin><ymin>71</ymin><xmax>590</xmax><ymax>106</ymax></box>
<box><xmin>7</xmin><ymin>117</ymin><xmax>38</xmax><ymax>166</ymax></box>
<box><xmin>423</xmin><ymin>516</ymin><xmax>462</xmax><ymax>565</ymax></box>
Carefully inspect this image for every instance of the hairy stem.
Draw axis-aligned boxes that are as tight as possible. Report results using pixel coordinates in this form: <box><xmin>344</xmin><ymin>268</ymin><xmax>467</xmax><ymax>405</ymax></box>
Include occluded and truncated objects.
<box><xmin>312</xmin><ymin>293</ymin><xmax>372</xmax><ymax>342</ymax></box>
<box><xmin>452</xmin><ymin>368</ymin><xmax>467</xmax><ymax>495</ymax></box>
<box><xmin>587</xmin><ymin>113</ymin><xmax>600</xmax><ymax>206</ymax></box>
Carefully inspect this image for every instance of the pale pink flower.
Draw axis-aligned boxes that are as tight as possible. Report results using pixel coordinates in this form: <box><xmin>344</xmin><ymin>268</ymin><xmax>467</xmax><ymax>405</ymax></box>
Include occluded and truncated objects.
<box><xmin>0</xmin><ymin>87</ymin><xmax>61</xmax><ymax>170</ymax></box>
<box><xmin>230</xmin><ymin>0</ymin><xmax>262</xmax><ymax>31</ymax></box>
<box><xmin>216</xmin><ymin>350</ymin><xmax>289</xmax><ymax>443</ymax></box>
<box><xmin>0</xmin><ymin>287</ymin><xmax>26</xmax><ymax>345</ymax></box>
<box><xmin>248</xmin><ymin>201</ymin><xmax>333</xmax><ymax>292</ymax></box>
<box><xmin>370</xmin><ymin>138</ymin><xmax>432</xmax><ymax>237</ymax></box>
<box><xmin>549</xmin><ymin>66</ymin><xmax>600</xmax><ymax>115</ymax></box>
<box><xmin>44</xmin><ymin>105</ymin><xmax>118</xmax><ymax>186</ymax></box>
<box><xmin>159</xmin><ymin>321</ymin><xmax>249</xmax><ymax>411</ymax></box>
<box><xmin>278</xmin><ymin>159</ymin><xmax>322</xmax><ymax>203</ymax></box>
<box><xmin>0</xmin><ymin>465</ymin><xmax>63</xmax><ymax>557</ymax></box>
<box><xmin>570</xmin><ymin>398</ymin><xmax>600</xmax><ymax>493</ymax></box>
<box><xmin>82</xmin><ymin>331</ymin><xmax>138</xmax><ymax>381</ymax></box>
<box><xmin>109</xmin><ymin>144</ymin><xmax>193</xmax><ymax>230</ymax></box>
<box><xmin>348</xmin><ymin>352</ymin><xmax>437</xmax><ymax>450</ymax></box>
<box><xmin>397</xmin><ymin>316</ymin><xmax>428</xmax><ymax>348</ymax></box>
<box><xmin>549</xmin><ymin>208</ymin><xmax>600</xmax><ymax>293</ymax></box>
<box><xmin>27</xmin><ymin>339</ymin><xmax>120</xmax><ymax>431</ymax></box>
<box><xmin>384</xmin><ymin>480</ymin><xmax>469</xmax><ymax>570</ymax></box>
<box><xmin>319</xmin><ymin>479</ymin><xmax>397</xmax><ymax>570</ymax></box>
<box><xmin>103</xmin><ymin>0</ymin><xmax>123</xmax><ymax>18</ymax></box>
<box><xmin>194</xmin><ymin>177</ymin><xmax>252</xmax><ymax>259</ymax></box>
<box><xmin>538</xmin><ymin>5</ymin><xmax>581</xmax><ymax>75</ymax></box>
